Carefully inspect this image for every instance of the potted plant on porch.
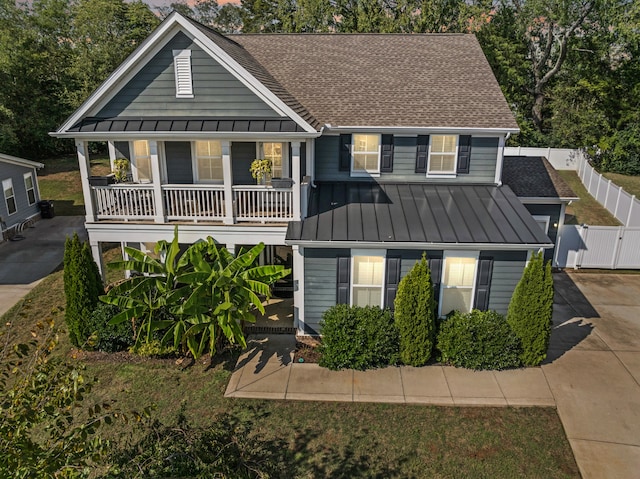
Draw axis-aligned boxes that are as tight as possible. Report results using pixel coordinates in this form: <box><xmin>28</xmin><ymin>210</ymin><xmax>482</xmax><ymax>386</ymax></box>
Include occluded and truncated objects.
<box><xmin>250</xmin><ymin>158</ymin><xmax>272</xmax><ymax>185</ymax></box>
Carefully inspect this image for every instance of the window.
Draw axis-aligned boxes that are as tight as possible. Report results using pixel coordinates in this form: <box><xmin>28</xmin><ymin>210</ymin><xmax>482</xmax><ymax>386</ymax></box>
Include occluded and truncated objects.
<box><xmin>440</xmin><ymin>253</ymin><xmax>478</xmax><ymax>316</ymax></box>
<box><xmin>132</xmin><ymin>140</ymin><xmax>152</xmax><ymax>182</ymax></box>
<box><xmin>195</xmin><ymin>141</ymin><xmax>223</xmax><ymax>182</ymax></box>
<box><xmin>428</xmin><ymin>135</ymin><xmax>458</xmax><ymax>175</ymax></box>
<box><xmin>260</xmin><ymin>142</ymin><xmax>286</xmax><ymax>178</ymax></box>
<box><xmin>351</xmin><ymin>253</ymin><xmax>385</xmax><ymax>307</ymax></box>
<box><xmin>23</xmin><ymin>172</ymin><xmax>36</xmax><ymax>205</ymax></box>
<box><xmin>3</xmin><ymin>178</ymin><xmax>16</xmax><ymax>215</ymax></box>
<box><xmin>352</xmin><ymin>134</ymin><xmax>380</xmax><ymax>174</ymax></box>
<box><xmin>173</xmin><ymin>50</ymin><xmax>193</xmax><ymax>98</ymax></box>
<box><xmin>532</xmin><ymin>215</ymin><xmax>550</xmax><ymax>234</ymax></box>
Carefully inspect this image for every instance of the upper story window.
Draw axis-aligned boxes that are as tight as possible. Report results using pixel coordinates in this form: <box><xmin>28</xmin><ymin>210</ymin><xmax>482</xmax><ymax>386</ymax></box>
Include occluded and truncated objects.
<box><xmin>440</xmin><ymin>252</ymin><xmax>478</xmax><ymax>316</ymax></box>
<box><xmin>259</xmin><ymin>142</ymin><xmax>286</xmax><ymax>178</ymax></box>
<box><xmin>195</xmin><ymin>141</ymin><xmax>223</xmax><ymax>183</ymax></box>
<box><xmin>351</xmin><ymin>252</ymin><xmax>385</xmax><ymax>307</ymax></box>
<box><xmin>2</xmin><ymin>178</ymin><xmax>16</xmax><ymax>215</ymax></box>
<box><xmin>428</xmin><ymin>135</ymin><xmax>458</xmax><ymax>175</ymax></box>
<box><xmin>132</xmin><ymin>140</ymin><xmax>152</xmax><ymax>183</ymax></box>
<box><xmin>352</xmin><ymin>134</ymin><xmax>380</xmax><ymax>175</ymax></box>
<box><xmin>173</xmin><ymin>50</ymin><xmax>193</xmax><ymax>98</ymax></box>
<box><xmin>23</xmin><ymin>172</ymin><xmax>36</xmax><ymax>205</ymax></box>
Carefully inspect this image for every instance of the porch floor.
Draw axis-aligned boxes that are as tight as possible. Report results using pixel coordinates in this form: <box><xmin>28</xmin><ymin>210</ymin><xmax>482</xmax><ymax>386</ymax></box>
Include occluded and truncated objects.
<box><xmin>246</xmin><ymin>297</ymin><xmax>294</xmax><ymax>333</ymax></box>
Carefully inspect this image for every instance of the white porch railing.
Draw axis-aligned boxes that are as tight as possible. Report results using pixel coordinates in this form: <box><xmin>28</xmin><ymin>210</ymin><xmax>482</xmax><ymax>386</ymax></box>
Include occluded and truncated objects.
<box><xmin>92</xmin><ymin>184</ymin><xmax>155</xmax><ymax>220</ymax></box>
<box><xmin>163</xmin><ymin>184</ymin><xmax>225</xmax><ymax>221</ymax></box>
<box><xmin>233</xmin><ymin>185</ymin><xmax>293</xmax><ymax>222</ymax></box>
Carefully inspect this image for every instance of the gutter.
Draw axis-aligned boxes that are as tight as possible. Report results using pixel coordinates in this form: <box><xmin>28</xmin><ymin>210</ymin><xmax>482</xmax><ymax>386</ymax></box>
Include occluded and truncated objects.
<box><xmin>284</xmin><ymin>240</ymin><xmax>553</xmax><ymax>250</ymax></box>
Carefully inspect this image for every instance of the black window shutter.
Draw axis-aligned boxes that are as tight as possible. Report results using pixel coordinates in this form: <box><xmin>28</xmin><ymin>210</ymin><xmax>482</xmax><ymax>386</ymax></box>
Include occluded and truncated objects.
<box><xmin>473</xmin><ymin>257</ymin><xmax>494</xmax><ymax>311</ymax></box>
<box><xmin>428</xmin><ymin>257</ymin><xmax>443</xmax><ymax>302</ymax></box>
<box><xmin>339</xmin><ymin>134</ymin><xmax>351</xmax><ymax>171</ymax></box>
<box><xmin>385</xmin><ymin>256</ymin><xmax>401</xmax><ymax>310</ymax></box>
<box><xmin>457</xmin><ymin>135</ymin><xmax>472</xmax><ymax>174</ymax></box>
<box><xmin>336</xmin><ymin>256</ymin><xmax>351</xmax><ymax>304</ymax></box>
<box><xmin>381</xmin><ymin>134</ymin><xmax>394</xmax><ymax>172</ymax></box>
<box><xmin>416</xmin><ymin>135</ymin><xmax>429</xmax><ymax>173</ymax></box>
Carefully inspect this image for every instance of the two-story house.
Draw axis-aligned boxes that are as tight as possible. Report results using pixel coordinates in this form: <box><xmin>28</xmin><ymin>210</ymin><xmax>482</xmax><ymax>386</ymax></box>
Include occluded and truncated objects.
<box><xmin>53</xmin><ymin>12</ymin><xmax>553</xmax><ymax>335</ymax></box>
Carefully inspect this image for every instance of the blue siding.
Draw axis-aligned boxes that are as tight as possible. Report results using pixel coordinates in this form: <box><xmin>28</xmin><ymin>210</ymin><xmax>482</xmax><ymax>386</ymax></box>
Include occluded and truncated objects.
<box><xmin>487</xmin><ymin>251</ymin><xmax>527</xmax><ymax>314</ymax></box>
<box><xmin>0</xmin><ymin>162</ymin><xmax>40</xmax><ymax>229</ymax></box>
<box><xmin>522</xmin><ymin>203</ymin><xmax>561</xmax><ymax>262</ymax></box>
<box><xmin>95</xmin><ymin>32</ymin><xmax>279</xmax><ymax>118</ymax></box>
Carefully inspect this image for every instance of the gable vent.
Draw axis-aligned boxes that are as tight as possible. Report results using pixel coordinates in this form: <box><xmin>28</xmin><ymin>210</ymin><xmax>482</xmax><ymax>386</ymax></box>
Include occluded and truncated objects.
<box><xmin>173</xmin><ymin>50</ymin><xmax>193</xmax><ymax>98</ymax></box>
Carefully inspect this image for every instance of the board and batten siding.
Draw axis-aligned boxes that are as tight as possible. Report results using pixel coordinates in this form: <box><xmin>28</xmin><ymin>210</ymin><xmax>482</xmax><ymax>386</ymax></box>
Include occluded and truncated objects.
<box><xmin>314</xmin><ymin>136</ymin><xmax>499</xmax><ymax>183</ymax></box>
<box><xmin>487</xmin><ymin>251</ymin><xmax>527</xmax><ymax>314</ymax></box>
<box><xmin>0</xmin><ymin>162</ymin><xmax>40</xmax><ymax>228</ymax></box>
<box><xmin>95</xmin><ymin>32</ymin><xmax>280</xmax><ymax>118</ymax></box>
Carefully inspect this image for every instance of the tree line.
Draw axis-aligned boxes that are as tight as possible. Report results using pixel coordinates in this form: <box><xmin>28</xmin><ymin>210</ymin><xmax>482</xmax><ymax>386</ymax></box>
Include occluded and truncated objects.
<box><xmin>1</xmin><ymin>0</ymin><xmax>638</xmax><ymax>173</ymax></box>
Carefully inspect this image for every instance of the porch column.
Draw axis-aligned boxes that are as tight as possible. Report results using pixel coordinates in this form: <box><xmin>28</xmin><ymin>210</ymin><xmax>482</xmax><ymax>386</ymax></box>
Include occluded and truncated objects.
<box><xmin>291</xmin><ymin>141</ymin><xmax>301</xmax><ymax>221</ymax></box>
<box><xmin>292</xmin><ymin>244</ymin><xmax>304</xmax><ymax>332</ymax></box>
<box><xmin>90</xmin><ymin>240</ymin><xmax>105</xmax><ymax>280</ymax></box>
<box><xmin>107</xmin><ymin>141</ymin><xmax>116</xmax><ymax>171</ymax></box>
<box><xmin>76</xmin><ymin>140</ymin><xmax>95</xmax><ymax>222</ymax></box>
<box><xmin>222</xmin><ymin>140</ymin><xmax>234</xmax><ymax>225</ymax></box>
<box><xmin>226</xmin><ymin>243</ymin><xmax>235</xmax><ymax>255</ymax></box>
<box><xmin>149</xmin><ymin>140</ymin><xmax>165</xmax><ymax>223</ymax></box>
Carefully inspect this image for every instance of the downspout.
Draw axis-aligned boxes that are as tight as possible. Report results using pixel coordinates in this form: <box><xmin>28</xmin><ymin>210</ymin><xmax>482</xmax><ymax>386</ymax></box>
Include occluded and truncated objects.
<box><xmin>310</xmin><ymin>124</ymin><xmax>327</xmax><ymax>188</ymax></box>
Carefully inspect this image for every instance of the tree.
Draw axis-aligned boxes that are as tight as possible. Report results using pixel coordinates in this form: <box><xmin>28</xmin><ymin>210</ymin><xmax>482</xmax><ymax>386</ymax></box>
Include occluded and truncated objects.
<box><xmin>507</xmin><ymin>251</ymin><xmax>554</xmax><ymax>366</ymax></box>
<box><xmin>394</xmin><ymin>254</ymin><xmax>436</xmax><ymax>366</ymax></box>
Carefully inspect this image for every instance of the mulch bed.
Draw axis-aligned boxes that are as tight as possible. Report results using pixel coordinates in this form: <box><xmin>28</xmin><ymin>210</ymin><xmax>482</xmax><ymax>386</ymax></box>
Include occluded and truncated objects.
<box><xmin>293</xmin><ymin>337</ymin><xmax>321</xmax><ymax>364</ymax></box>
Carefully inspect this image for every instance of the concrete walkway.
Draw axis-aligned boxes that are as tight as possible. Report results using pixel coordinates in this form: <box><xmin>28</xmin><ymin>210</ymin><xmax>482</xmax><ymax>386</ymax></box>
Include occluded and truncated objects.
<box><xmin>0</xmin><ymin>216</ymin><xmax>87</xmax><ymax>316</ymax></box>
<box><xmin>226</xmin><ymin>272</ymin><xmax>640</xmax><ymax>479</ymax></box>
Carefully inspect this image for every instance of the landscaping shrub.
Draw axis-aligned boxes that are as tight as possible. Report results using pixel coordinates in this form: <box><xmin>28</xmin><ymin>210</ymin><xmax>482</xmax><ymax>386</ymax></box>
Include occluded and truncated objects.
<box><xmin>507</xmin><ymin>252</ymin><xmax>554</xmax><ymax>366</ymax></box>
<box><xmin>394</xmin><ymin>254</ymin><xmax>436</xmax><ymax>366</ymax></box>
<box><xmin>85</xmin><ymin>303</ymin><xmax>134</xmax><ymax>353</ymax></box>
<box><xmin>318</xmin><ymin>305</ymin><xmax>399</xmax><ymax>370</ymax></box>
<box><xmin>436</xmin><ymin>310</ymin><xmax>522</xmax><ymax>370</ymax></box>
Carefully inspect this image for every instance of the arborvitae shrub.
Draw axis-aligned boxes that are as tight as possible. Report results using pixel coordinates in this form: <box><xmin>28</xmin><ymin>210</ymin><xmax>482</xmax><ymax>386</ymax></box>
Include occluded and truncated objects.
<box><xmin>85</xmin><ymin>303</ymin><xmax>134</xmax><ymax>352</ymax></box>
<box><xmin>507</xmin><ymin>252</ymin><xmax>554</xmax><ymax>366</ymax></box>
<box><xmin>318</xmin><ymin>305</ymin><xmax>399</xmax><ymax>370</ymax></box>
<box><xmin>394</xmin><ymin>254</ymin><xmax>436</xmax><ymax>366</ymax></box>
<box><xmin>436</xmin><ymin>310</ymin><xmax>522</xmax><ymax>370</ymax></box>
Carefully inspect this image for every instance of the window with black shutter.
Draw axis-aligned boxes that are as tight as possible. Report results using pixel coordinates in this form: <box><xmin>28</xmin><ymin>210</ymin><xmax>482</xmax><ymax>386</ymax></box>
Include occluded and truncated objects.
<box><xmin>473</xmin><ymin>256</ymin><xmax>494</xmax><ymax>311</ymax></box>
<box><xmin>380</xmin><ymin>134</ymin><xmax>394</xmax><ymax>172</ymax></box>
<box><xmin>416</xmin><ymin>135</ymin><xmax>429</xmax><ymax>173</ymax></box>
<box><xmin>457</xmin><ymin>135</ymin><xmax>472</xmax><ymax>174</ymax></box>
<box><xmin>384</xmin><ymin>256</ymin><xmax>401</xmax><ymax>310</ymax></box>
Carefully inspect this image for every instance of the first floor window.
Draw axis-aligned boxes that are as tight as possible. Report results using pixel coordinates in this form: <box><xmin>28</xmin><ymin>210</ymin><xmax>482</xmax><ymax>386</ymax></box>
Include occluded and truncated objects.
<box><xmin>133</xmin><ymin>140</ymin><xmax>152</xmax><ymax>182</ymax></box>
<box><xmin>351</xmin><ymin>254</ymin><xmax>385</xmax><ymax>307</ymax></box>
<box><xmin>195</xmin><ymin>140</ymin><xmax>223</xmax><ymax>182</ymax></box>
<box><xmin>23</xmin><ymin>172</ymin><xmax>36</xmax><ymax>205</ymax></box>
<box><xmin>261</xmin><ymin>142</ymin><xmax>285</xmax><ymax>178</ymax></box>
<box><xmin>440</xmin><ymin>253</ymin><xmax>477</xmax><ymax>316</ymax></box>
<box><xmin>3</xmin><ymin>178</ymin><xmax>16</xmax><ymax>215</ymax></box>
<box><xmin>428</xmin><ymin>135</ymin><xmax>457</xmax><ymax>175</ymax></box>
<box><xmin>352</xmin><ymin>134</ymin><xmax>380</xmax><ymax>174</ymax></box>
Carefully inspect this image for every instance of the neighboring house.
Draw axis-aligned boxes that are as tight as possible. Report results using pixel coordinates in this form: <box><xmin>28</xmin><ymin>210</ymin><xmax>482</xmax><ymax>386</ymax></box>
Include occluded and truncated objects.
<box><xmin>0</xmin><ymin>153</ymin><xmax>44</xmax><ymax>242</ymax></box>
<box><xmin>52</xmin><ymin>12</ymin><xmax>554</xmax><ymax>335</ymax></box>
<box><xmin>502</xmin><ymin>156</ymin><xmax>578</xmax><ymax>266</ymax></box>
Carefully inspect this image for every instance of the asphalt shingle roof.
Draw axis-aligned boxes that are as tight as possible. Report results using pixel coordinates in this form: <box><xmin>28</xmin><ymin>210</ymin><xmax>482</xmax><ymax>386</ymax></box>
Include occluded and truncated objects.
<box><xmin>502</xmin><ymin>156</ymin><xmax>577</xmax><ymax>199</ymax></box>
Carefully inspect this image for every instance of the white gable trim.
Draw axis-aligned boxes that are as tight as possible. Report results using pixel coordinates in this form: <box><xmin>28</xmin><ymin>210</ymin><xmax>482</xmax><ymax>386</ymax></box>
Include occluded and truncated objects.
<box><xmin>0</xmin><ymin>153</ymin><xmax>44</xmax><ymax>170</ymax></box>
<box><xmin>55</xmin><ymin>12</ymin><xmax>317</xmax><ymax>135</ymax></box>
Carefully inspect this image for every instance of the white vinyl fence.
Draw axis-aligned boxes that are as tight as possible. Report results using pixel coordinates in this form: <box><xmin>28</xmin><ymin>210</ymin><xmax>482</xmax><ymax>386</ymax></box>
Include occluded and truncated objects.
<box><xmin>504</xmin><ymin>146</ymin><xmax>587</xmax><ymax>170</ymax></box>
<box><xmin>556</xmin><ymin>225</ymin><xmax>640</xmax><ymax>269</ymax></box>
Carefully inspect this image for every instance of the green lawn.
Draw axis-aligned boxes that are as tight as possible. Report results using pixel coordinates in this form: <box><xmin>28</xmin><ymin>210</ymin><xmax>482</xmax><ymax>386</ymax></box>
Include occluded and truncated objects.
<box><xmin>556</xmin><ymin>170</ymin><xmax>621</xmax><ymax>226</ymax></box>
<box><xmin>602</xmin><ymin>171</ymin><xmax>640</xmax><ymax>198</ymax></box>
<box><xmin>1</xmin><ymin>270</ymin><xmax>580</xmax><ymax>478</ymax></box>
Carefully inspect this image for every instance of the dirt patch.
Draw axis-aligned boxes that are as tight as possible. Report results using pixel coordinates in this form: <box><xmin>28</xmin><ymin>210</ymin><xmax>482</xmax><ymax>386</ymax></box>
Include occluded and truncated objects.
<box><xmin>293</xmin><ymin>337</ymin><xmax>321</xmax><ymax>363</ymax></box>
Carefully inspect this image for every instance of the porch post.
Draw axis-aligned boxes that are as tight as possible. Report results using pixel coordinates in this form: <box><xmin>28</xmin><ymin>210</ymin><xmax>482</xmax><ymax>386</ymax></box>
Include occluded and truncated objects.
<box><xmin>76</xmin><ymin>140</ymin><xmax>95</xmax><ymax>222</ymax></box>
<box><xmin>292</xmin><ymin>244</ymin><xmax>304</xmax><ymax>332</ymax></box>
<box><xmin>148</xmin><ymin>140</ymin><xmax>165</xmax><ymax>223</ymax></box>
<box><xmin>222</xmin><ymin>140</ymin><xmax>234</xmax><ymax>224</ymax></box>
<box><xmin>291</xmin><ymin>141</ymin><xmax>301</xmax><ymax>221</ymax></box>
<box><xmin>90</xmin><ymin>240</ymin><xmax>105</xmax><ymax>280</ymax></box>
<box><xmin>107</xmin><ymin>141</ymin><xmax>117</xmax><ymax>171</ymax></box>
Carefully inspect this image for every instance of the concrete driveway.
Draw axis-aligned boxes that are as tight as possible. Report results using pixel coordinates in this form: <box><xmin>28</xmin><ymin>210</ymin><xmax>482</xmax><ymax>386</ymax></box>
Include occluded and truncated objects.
<box><xmin>0</xmin><ymin>216</ymin><xmax>87</xmax><ymax>316</ymax></box>
<box><xmin>545</xmin><ymin>272</ymin><xmax>640</xmax><ymax>479</ymax></box>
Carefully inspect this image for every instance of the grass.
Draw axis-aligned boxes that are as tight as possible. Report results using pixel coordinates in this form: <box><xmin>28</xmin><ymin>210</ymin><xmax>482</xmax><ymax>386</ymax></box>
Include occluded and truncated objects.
<box><xmin>602</xmin><ymin>172</ymin><xmax>640</xmax><ymax>198</ymax></box>
<box><xmin>1</xmin><ymin>268</ymin><xmax>580</xmax><ymax>478</ymax></box>
<box><xmin>556</xmin><ymin>170</ymin><xmax>621</xmax><ymax>226</ymax></box>
<box><xmin>38</xmin><ymin>155</ymin><xmax>110</xmax><ymax>215</ymax></box>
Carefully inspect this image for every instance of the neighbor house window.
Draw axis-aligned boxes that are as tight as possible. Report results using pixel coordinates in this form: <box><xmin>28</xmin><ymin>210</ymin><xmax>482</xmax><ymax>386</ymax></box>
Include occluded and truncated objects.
<box><xmin>23</xmin><ymin>172</ymin><xmax>36</xmax><ymax>205</ymax></box>
<box><xmin>2</xmin><ymin>178</ymin><xmax>16</xmax><ymax>215</ymax></box>
<box><xmin>351</xmin><ymin>253</ymin><xmax>385</xmax><ymax>307</ymax></box>
<box><xmin>428</xmin><ymin>135</ymin><xmax>458</xmax><ymax>175</ymax></box>
<box><xmin>173</xmin><ymin>50</ymin><xmax>193</xmax><ymax>98</ymax></box>
<box><xmin>259</xmin><ymin>142</ymin><xmax>286</xmax><ymax>178</ymax></box>
<box><xmin>195</xmin><ymin>141</ymin><xmax>223</xmax><ymax>182</ymax></box>
<box><xmin>440</xmin><ymin>252</ymin><xmax>478</xmax><ymax>316</ymax></box>
<box><xmin>352</xmin><ymin>134</ymin><xmax>380</xmax><ymax>174</ymax></box>
<box><xmin>132</xmin><ymin>140</ymin><xmax>152</xmax><ymax>182</ymax></box>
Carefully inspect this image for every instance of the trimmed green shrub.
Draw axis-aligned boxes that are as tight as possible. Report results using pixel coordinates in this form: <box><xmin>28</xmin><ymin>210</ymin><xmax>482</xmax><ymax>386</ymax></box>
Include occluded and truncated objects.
<box><xmin>318</xmin><ymin>305</ymin><xmax>399</xmax><ymax>370</ymax></box>
<box><xmin>63</xmin><ymin>234</ymin><xmax>104</xmax><ymax>347</ymax></box>
<box><xmin>394</xmin><ymin>254</ymin><xmax>436</xmax><ymax>366</ymax></box>
<box><xmin>436</xmin><ymin>310</ymin><xmax>522</xmax><ymax>370</ymax></box>
<box><xmin>85</xmin><ymin>303</ymin><xmax>134</xmax><ymax>352</ymax></box>
<box><xmin>507</xmin><ymin>252</ymin><xmax>554</xmax><ymax>366</ymax></box>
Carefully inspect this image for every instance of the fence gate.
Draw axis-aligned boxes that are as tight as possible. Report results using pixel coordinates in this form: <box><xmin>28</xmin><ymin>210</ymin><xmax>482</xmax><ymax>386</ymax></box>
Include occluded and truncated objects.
<box><xmin>556</xmin><ymin>225</ymin><xmax>640</xmax><ymax>269</ymax></box>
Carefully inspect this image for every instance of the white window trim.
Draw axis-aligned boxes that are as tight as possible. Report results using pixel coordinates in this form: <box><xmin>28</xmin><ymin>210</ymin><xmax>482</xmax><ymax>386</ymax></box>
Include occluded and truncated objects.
<box><xmin>130</xmin><ymin>140</ymin><xmax>153</xmax><ymax>183</ymax></box>
<box><xmin>23</xmin><ymin>172</ymin><xmax>36</xmax><ymax>205</ymax></box>
<box><xmin>256</xmin><ymin>142</ymin><xmax>289</xmax><ymax>178</ymax></box>
<box><xmin>173</xmin><ymin>49</ymin><xmax>194</xmax><ymax>99</ymax></box>
<box><xmin>427</xmin><ymin>134</ymin><xmax>459</xmax><ymax>178</ymax></box>
<box><xmin>532</xmin><ymin>215</ymin><xmax>551</xmax><ymax>234</ymax></box>
<box><xmin>439</xmin><ymin>251</ymin><xmax>479</xmax><ymax>317</ymax></box>
<box><xmin>2</xmin><ymin>178</ymin><xmax>16</xmax><ymax>216</ymax></box>
<box><xmin>192</xmin><ymin>140</ymin><xmax>224</xmax><ymax>184</ymax></box>
<box><xmin>350</xmin><ymin>249</ymin><xmax>386</xmax><ymax>308</ymax></box>
<box><xmin>350</xmin><ymin>133</ymin><xmax>381</xmax><ymax>177</ymax></box>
